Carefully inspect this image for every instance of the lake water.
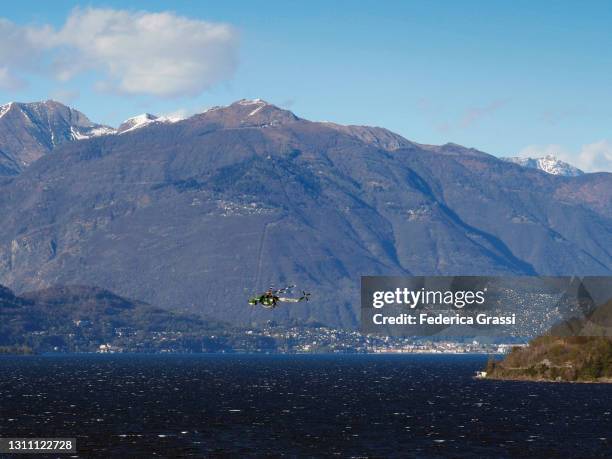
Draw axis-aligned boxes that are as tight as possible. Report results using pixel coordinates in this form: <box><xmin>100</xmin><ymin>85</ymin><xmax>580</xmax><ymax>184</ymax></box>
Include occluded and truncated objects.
<box><xmin>0</xmin><ymin>354</ymin><xmax>610</xmax><ymax>457</ymax></box>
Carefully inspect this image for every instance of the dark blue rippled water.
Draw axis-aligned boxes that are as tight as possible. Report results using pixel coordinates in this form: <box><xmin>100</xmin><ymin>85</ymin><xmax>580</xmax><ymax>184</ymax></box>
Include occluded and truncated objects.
<box><xmin>0</xmin><ymin>354</ymin><xmax>610</xmax><ymax>457</ymax></box>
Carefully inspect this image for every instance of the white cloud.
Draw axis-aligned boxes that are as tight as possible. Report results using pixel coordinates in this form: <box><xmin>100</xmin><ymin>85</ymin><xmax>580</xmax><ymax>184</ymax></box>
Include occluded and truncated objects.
<box><xmin>577</xmin><ymin>140</ymin><xmax>612</xmax><ymax>173</ymax></box>
<box><xmin>0</xmin><ymin>18</ymin><xmax>47</xmax><ymax>89</ymax></box>
<box><xmin>0</xmin><ymin>8</ymin><xmax>239</xmax><ymax>97</ymax></box>
<box><xmin>518</xmin><ymin>141</ymin><xmax>612</xmax><ymax>173</ymax></box>
<box><xmin>159</xmin><ymin>108</ymin><xmax>191</xmax><ymax>121</ymax></box>
<box><xmin>0</xmin><ymin>66</ymin><xmax>25</xmax><ymax>90</ymax></box>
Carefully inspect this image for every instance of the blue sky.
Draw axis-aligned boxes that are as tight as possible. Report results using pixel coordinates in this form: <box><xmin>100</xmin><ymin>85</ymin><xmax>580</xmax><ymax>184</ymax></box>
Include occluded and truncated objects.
<box><xmin>1</xmin><ymin>0</ymin><xmax>611</xmax><ymax>171</ymax></box>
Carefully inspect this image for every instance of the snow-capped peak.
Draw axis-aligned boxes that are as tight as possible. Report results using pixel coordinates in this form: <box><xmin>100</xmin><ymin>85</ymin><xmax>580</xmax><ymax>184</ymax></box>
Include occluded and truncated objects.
<box><xmin>501</xmin><ymin>154</ymin><xmax>584</xmax><ymax>176</ymax></box>
<box><xmin>0</xmin><ymin>102</ymin><xmax>14</xmax><ymax>119</ymax></box>
<box><xmin>116</xmin><ymin>112</ymin><xmax>184</xmax><ymax>134</ymax></box>
<box><xmin>236</xmin><ymin>98</ymin><xmax>267</xmax><ymax>106</ymax></box>
<box><xmin>232</xmin><ymin>99</ymin><xmax>269</xmax><ymax>116</ymax></box>
<box><xmin>126</xmin><ymin>113</ymin><xmax>158</xmax><ymax>123</ymax></box>
<box><xmin>119</xmin><ymin>113</ymin><xmax>157</xmax><ymax>131</ymax></box>
<box><xmin>199</xmin><ymin>99</ymin><xmax>270</xmax><ymax>117</ymax></box>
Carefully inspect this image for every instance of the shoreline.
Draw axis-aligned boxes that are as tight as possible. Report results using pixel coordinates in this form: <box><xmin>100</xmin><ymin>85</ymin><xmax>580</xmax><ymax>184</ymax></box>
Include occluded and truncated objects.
<box><xmin>0</xmin><ymin>351</ymin><xmax>495</xmax><ymax>357</ymax></box>
<box><xmin>480</xmin><ymin>375</ymin><xmax>612</xmax><ymax>384</ymax></box>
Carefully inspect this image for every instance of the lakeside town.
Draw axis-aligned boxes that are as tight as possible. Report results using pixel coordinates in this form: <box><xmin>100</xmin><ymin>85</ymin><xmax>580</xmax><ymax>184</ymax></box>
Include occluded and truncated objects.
<box><xmin>26</xmin><ymin>322</ymin><xmax>518</xmax><ymax>355</ymax></box>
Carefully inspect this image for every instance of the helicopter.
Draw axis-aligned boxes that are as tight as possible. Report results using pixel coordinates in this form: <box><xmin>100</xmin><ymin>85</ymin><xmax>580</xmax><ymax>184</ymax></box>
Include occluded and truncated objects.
<box><xmin>248</xmin><ymin>285</ymin><xmax>311</xmax><ymax>309</ymax></box>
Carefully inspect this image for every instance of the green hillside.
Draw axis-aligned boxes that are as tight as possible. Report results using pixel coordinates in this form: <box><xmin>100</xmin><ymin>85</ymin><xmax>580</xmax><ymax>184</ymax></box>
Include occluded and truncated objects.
<box><xmin>0</xmin><ymin>284</ymin><xmax>244</xmax><ymax>353</ymax></box>
<box><xmin>485</xmin><ymin>299</ymin><xmax>612</xmax><ymax>382</ymax></box>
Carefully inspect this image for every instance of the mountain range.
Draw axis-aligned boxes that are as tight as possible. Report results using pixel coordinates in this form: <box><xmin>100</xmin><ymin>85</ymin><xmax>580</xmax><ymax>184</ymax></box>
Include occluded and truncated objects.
<box><xmin>1</xmin><ymin>100</ymin><xmax>588</xmax><ymax>178</ymax></box>
<box><xmin>0</xmin><ymin>99</ymin><xmax>610</xmax><ymax>328</ymax></box>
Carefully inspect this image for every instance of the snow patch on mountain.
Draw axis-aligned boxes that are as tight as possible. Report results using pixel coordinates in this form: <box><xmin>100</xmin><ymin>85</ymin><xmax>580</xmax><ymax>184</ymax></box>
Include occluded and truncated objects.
<box><xmin>501</xmin><ymin>154</ymin><xmax>584</xmax><ymax>176</ymax></box>
<box><xmin>0</xmin><ymin>102</ymin><xmax>13</xmax><ymax>119</ymax></box>
<box><xmin>88</xmin><ymin>126</ymin><xmax>117</xmax><ymax>137</ymax></box>
<box><xmin>117</xmin><ymin>113</ymin><xmax>183</xmax><ymax>134</ymax></box>
<box><xmin>237</xmin><ymin>98</ymin><xmax>266</xmax><ymax>106</ymax></box>
<box><xmin>117</xmin><ymin>113</ymin><xmax>158</xmax><ymax>133</ymax></box>
<box><xmin>70</xmin><ymin>125</ymin><xmax>117</xmax><ymax>140</ymax></box>
<box><xmin>248</xmin><ymin>104</ymin><xmax>267</xmax><ymax>117</ymax></box>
